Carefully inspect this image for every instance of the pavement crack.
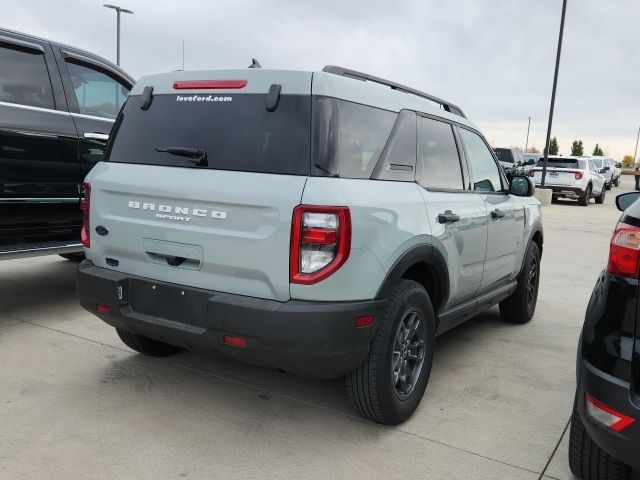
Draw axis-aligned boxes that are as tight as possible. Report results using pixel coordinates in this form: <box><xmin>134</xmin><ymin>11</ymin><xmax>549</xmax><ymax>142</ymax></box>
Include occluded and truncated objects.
<box><xmin>537</xmin><ymin>416</ymin><xmax>571</xmax><ymax>479</ymax></box>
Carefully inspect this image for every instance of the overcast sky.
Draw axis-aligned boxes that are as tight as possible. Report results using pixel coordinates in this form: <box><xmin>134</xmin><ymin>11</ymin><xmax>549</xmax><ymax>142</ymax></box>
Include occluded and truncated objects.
<box><xmin>6</xmin><ymin>0</ymin><xmax>639</xmax><ymax>159</ymax></box>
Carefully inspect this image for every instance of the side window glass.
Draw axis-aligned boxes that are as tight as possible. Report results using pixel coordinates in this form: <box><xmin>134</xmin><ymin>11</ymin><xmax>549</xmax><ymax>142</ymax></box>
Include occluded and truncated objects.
<box><xmin>417</xmin><ymin>117</ymin><xmax>464</xmax><ymax>190</ymax></box>
<box><xmin>460</xmin><ymin>128</ymin><xmax>503</xmax><ymax>192</ymax></box>
<box><xmin>338</xmin><ymin>101</ymin><xmax>396</xmax><ymax>179</ymax></box>
<box><xmin>66</xmin><ymin>61</ymin><xmax>129</xmax><ymax>119</ymax></box>
<box><xmin>0</xmin><ymin>45</ymin><xmax>54</xmax><ymax>109</ymax></box>
<box><xmin>375</xmin><ymin>110</ymin><xmax>416</xmax><ymax>182</ymax></box>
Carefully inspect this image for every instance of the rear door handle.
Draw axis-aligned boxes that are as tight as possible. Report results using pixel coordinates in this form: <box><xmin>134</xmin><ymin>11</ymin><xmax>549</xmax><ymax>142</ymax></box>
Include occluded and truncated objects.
<box><xmin>437</xmin><ymin>210</ymin><xmax>460</xmax><ymax>224</ymax></box>
<box><xmin>491</xmin><ymin>209</ymin><xmax>506</xmax><ymax>219</ymax></box>
<box><xmin>83</xmin><ymin>132</ymin><xmax>109</xmax><ymax>142</ymax></box>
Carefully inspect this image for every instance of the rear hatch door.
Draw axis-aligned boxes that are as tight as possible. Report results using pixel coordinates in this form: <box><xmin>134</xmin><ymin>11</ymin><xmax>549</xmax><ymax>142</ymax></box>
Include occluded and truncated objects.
<box><xmin>85</xmin><ymin>70</ymin><xmax>312</xmax><ymax>301</ymax></box>
<box><xmin>530</xmin><ymin>158</ymin><xmax>583</xmax><ymax>186</ymax></box>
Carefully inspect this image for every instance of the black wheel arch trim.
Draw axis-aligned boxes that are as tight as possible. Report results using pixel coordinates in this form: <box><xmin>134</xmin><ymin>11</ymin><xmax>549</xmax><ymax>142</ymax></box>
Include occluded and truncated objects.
<box><xmin>375</xmin><ymin>244</ymin><xmax>450</xmax><ymax>314</ymax></box>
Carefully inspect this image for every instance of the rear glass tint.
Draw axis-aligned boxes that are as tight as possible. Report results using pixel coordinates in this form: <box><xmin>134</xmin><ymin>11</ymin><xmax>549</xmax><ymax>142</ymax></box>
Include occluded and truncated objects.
<box><xmin>107</xmin><ymin>93</ymin><xmax>311</xmax><ymax>175</ymax></box>
<box><xmin>535</xmin><ymin>158</ymin><xmax>579</xmax><ymax>169</ymax></box>
<box><xmin>494</xmin><ymin>148</ymin><xmax>514</xmax><ymax>164</ymax></box>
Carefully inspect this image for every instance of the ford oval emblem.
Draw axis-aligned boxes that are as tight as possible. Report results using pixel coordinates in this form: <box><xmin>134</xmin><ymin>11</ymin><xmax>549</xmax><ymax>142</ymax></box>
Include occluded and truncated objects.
<box><xmin>95</xmin><ymin>225</ymin><xmax>109</xmax><ymax>236</ymax></box>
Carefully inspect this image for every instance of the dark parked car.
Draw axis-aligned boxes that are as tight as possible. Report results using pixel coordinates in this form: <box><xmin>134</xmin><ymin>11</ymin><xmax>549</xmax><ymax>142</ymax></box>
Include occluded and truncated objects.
<box><xmin>0</xmin><ymin>28</ymin><xmax>133</xmax><ymax>261</ymax></box>
<box><xmin>570</xmin><ymin>191</ymin><xmax>640</xmax><ymax>480</ymax></box>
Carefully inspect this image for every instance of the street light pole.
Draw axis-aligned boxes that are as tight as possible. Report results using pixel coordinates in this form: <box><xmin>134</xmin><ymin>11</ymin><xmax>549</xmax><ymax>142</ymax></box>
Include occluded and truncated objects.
<box><xmin>541</xmin><ymin>0</ymin><xmax>568</xmax><ymax>188</ymax></box>
<box><xmin>103</xmin><ymin>4</ymin><xmax>134</xmax><ymax>66</ymax></box>
<box><xmin>634</xmin><ymin>125</ymin><xmax>640</xmax><ymax>163</ymax></box>
<box><xmin>525</xmin><ymin>116</ymin><xmax>531</xmax><ymax>152</ymax></box>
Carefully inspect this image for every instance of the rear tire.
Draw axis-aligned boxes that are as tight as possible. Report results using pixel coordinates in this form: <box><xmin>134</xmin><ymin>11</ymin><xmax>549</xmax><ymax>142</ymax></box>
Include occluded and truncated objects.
<box><xmin>595</xmin><ymin>187</ymin><xmax>606</xmax><ymax>204</ymax></box>
<box><xmin>499</xmin><ymin>241</ymin><xmax>540</xmax><ymax>324</ymax></box>
<box><xmin>116</xmin><ymin>328</ymin><xmax>183</xmax><ymax>357</ymax></box>
<box><xmin>346</xmin><ymin>279</ymin><xmax>435</xmax><ymax>425</ymax></box>
<box><xmin>569</xmin><ymin>406</ymin><xmax>630</xmax><ymax>480</ymax></box>
<box><xmin>605</xmin><ymin>182</ymin><xmax>612</xmax><ymax>190</ymax></box>
<box><xmin>60</xmin><ymin>253</ymin><xmax>85</xmax><ymax>262</ymax></box>
<box><xmin>579</xmin><ymin>185</ymin><xmax>591</xmax><ymax>206</ymax></box>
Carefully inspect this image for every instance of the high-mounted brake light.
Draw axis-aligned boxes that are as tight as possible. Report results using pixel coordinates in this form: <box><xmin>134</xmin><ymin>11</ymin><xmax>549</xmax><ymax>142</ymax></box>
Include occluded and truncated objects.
<box><xmin>172</xmin><ymin>80</ymin><xmax>247</xmax><ymax>90</ymax></box>
<box><xmin>608</xmin><ymin>222</ymin><xmax>640</xmax><ymax>278</ymax></box>
<box><xmin>290</xmin><ymin>206</ymin><xmax>351</xmax><ymax>285</ymax></box>
<box><xmin>80</xmin><ymin>182</ymin><xmax>91</xmax><ymax>248</ymax></box>
<box><xmin>586</xmin><ymin>393</ymin><xmax>635</xmax><ymax>432</ymax></box>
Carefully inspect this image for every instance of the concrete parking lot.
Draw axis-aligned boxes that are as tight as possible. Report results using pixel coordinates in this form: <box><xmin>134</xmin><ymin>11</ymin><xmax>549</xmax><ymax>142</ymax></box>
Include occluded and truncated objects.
<box><xmin>1</xmin><ymin>176</ymin><xmax>638</xmax><ymax>480</ymax></box>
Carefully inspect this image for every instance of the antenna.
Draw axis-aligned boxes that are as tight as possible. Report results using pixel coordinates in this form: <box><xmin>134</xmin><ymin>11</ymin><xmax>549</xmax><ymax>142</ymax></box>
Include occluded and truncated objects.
<box><xmin>248</xmin><ymin>58</ymin><xmax>262</xmax><ymax>69</ymax></box>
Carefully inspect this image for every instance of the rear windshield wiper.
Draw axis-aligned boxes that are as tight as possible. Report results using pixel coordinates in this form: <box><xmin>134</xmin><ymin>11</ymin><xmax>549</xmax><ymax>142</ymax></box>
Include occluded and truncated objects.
<box><xmin>155</xmin><ymin>146</ymin><xmax>207</xmax><ymax>167</ymax></box>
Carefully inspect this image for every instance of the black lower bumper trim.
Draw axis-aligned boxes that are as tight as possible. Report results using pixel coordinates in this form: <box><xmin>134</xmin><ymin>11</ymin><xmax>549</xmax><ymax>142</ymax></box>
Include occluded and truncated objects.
<box><xmin>576</xmin><ymin>358</ymin><xmax>640</xmax><ymax>470</ymax></box>
<box><xmin>77</xmin><ymin>261</ymin><xmax>385</xmax><ymax>379</ymax></box>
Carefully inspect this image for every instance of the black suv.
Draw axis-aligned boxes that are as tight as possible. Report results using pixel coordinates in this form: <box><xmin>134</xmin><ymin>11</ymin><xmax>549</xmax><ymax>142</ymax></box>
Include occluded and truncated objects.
<box><xmin>570</xmin><ymin>191</ymin><xmax>640</xmax><ymax>480</ymax></box>
<box><xmin>0</xmin><ymin>29</ymin><xmax>133</xmax><ymax>261</ymax></box>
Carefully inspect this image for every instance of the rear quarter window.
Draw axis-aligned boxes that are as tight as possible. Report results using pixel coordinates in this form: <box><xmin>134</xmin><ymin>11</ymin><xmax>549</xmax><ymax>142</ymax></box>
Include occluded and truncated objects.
<box><xmin>336</xmin><ymin>100</ymin><xmax>396</xmax><ymax>179</ymax></box>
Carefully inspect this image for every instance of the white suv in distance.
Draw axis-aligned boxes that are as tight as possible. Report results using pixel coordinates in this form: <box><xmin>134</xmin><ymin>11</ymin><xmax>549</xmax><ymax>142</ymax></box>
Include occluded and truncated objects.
<box><xmin>591</xmin><ymin>156</ymin><xmax>618</xmax><ymax>188</ymax></box>
<box><xmin>529</xmin><ymin>156</ymin><xmax>606</xmax><ymax>206</ymax></box>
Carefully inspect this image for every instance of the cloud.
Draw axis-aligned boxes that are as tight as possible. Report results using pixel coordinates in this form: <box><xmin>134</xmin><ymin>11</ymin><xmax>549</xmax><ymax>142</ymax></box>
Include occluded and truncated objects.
<box><xmin>5</xmin><ymin>0</ymin><xmax>639</xmax><ymax>158</ymax></box>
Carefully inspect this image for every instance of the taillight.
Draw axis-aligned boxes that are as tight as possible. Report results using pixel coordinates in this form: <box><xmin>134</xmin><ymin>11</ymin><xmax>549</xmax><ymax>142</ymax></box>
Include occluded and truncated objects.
<box><xmin>290</xmin><ymin>205</ymin><xmax>351</xmax><ymax>284</ymax></box>
<box><xmin>80</xmin><ymin>182</ymin><xmax>91</xmax><ymax>248</ymax></box>
<box><xmin>586</xmin><ymin>393</ymin><xmax>635</xmax><ymax>432</ymax></box>
<box><xmin>608</xmin><ymin>222</ymin><xmax>640</xmax><ymax>278</ymax></box>
<box><xmin>575</xmin><ymin>171</ymin><xmax>584</xmax><ymax>180</ymax></box>
<box><xmin>172</xmin><ymin>80</ymin><xmax>247</xmax><ymax>90</ymax></box>
<box><xmin>529</xmin><ymin>170</ymin><xmax>536</xmax><ymax>177</ymax></box>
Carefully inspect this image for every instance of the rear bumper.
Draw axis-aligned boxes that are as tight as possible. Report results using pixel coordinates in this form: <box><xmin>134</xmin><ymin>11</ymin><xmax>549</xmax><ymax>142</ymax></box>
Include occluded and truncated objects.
<box><xmin>576</xmin><ymin>358</ymin><xmax>640</xmax><ymax>470</ymax></box>
<box><xmin>77</xmin><ymin>261</ymin><xmax>385</xmax><ymax>379</ymax></box>
<box><xmin>547</xmin><ymin>185</ymin><xmax>586</xmax><ymax>198</ymax></box>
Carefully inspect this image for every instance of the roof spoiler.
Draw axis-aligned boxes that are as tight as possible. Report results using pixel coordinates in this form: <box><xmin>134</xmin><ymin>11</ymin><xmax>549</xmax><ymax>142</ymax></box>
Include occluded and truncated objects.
<box><xmin>322</xmin><ymin>65</ymin><xmax>466</xmax><ymax>118</ymax></box>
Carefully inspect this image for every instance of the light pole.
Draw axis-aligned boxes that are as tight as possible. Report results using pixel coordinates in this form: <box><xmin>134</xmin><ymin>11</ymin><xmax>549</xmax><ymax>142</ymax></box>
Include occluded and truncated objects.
<box><xmin>634</xmin><ymin>125</ymin><xmax>640</xmax><ymax>163</ymax></box>
<box><xmin>103</xmin><ymin>4</ymin><xmax>133</xmax><ymax>66</ymax></box>
<box><xmin>525</xmin><ymin>116</ymin><xmax>531</xmax><ymax>152</ymax></box>
<box><xmin>541</xmin><ymin>0</ymin><xmax>568</xmax><ymax>188</ymax></box>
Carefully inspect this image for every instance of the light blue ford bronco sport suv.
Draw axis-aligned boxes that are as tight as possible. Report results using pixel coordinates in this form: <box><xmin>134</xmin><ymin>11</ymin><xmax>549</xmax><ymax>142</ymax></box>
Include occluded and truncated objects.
<box><xmin>77</xmin><ymin>66</ymin><xmax>543</xmax><ymax>424</ymax></box>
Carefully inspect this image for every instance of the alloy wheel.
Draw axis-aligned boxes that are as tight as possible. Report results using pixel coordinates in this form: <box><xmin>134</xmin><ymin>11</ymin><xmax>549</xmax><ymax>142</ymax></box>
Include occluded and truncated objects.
<box><xmin>391</xmin><ymin>308</ymin><xmax>426</xmax><ymax>399</ymax></box>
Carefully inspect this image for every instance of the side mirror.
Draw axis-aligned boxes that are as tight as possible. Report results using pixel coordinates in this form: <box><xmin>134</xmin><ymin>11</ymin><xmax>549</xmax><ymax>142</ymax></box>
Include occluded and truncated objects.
<box><xmin>604</xmin><ymin>166</ymin><xmax>610</xmax><ymax>171</ymax></box>
<box><xmin>510</xmin><ymin>175</ymin><xmax>535</xmax><ymax>197</ymax></box>
<box><xmin>599</xmin><ymin>168</ymin><xmax>606</xmax><ymax>174</ymax></box>
<box><xmin>616</xmin><ymin>192</ymin><xmax>640</xmax><ymax>212</ymax></box>
<box><xmin>528</xmin><ymin>159</ymin><xmax>535</xmax><ymax>165</ymax></box>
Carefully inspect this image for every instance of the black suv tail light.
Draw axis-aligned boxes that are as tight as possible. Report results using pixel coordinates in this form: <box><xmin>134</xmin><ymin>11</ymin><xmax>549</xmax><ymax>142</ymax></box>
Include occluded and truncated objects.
<box><xmin>80</xmin><ymin>182</ymin><xmax>91</xmax><ymax>248</ymax></box>
<box><xmin>290</xmin><ymin>205</ymin><xmax>351</xmax><ymax>285</ymax></box>
<box><xmin>608</xmin><ymin>222</ymin><xmax>640</xmax><ymax>278</ymax></box>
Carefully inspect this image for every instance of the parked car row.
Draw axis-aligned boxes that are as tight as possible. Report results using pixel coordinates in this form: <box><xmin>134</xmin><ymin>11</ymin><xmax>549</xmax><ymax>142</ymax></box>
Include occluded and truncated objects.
<box><xmin>3</xmin><ymin>27</ymin><xmax>639</xmax><ymax>480</ymax></box>
<box><xmin>493</xmin><ymin>148</ymin><xmax>623</xmax><ymax>206</ymax></box>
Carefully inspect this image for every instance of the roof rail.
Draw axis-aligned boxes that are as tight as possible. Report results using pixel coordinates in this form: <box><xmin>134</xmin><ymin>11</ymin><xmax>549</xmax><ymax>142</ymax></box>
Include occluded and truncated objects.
<box><xmin>322</xmin><ymin>65</ymin><xmax>466</xmax><ymax>118</ymax></box>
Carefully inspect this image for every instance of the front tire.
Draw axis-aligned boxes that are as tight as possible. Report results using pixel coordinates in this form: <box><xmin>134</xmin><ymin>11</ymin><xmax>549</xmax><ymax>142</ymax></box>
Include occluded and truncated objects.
<box><xmin>499</xmin><ymin>241</ymin><xmax>541</xmax><ymax>324</ymax></box>
<box><xmin>569</xmin><ymin>407</ymin><xmax>630</xmax><ymax>480</ymax></box>
<box><xmin>595</xmin><ymin>187</ymin><xmax>606</xmax><ymax>204</ymax></box>
<box><xmin>346</xmin><ymin>279</ymin><xmax>435</xmax><ymax>425</ymax></box>
<box><xmin>605</xmin><ymin>182</ymin><xmax>612</xmax><ymax>190</ymax></box>
<box><xmin>116</xmin><ymin>328</ymin><xmax>184</xmax><ymax>357</ymax></box>
<box><xmin>613</xmin><ymin>178</ymin><xmax>619</xmax><ymax>187</ymax></box>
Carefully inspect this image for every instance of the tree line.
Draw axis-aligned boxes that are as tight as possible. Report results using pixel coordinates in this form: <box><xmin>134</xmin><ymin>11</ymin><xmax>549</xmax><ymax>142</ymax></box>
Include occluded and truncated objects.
<box><xmin>536</xmin><ymin>137</ymin><xmax>604</xmax><ymax>156</ymax></box>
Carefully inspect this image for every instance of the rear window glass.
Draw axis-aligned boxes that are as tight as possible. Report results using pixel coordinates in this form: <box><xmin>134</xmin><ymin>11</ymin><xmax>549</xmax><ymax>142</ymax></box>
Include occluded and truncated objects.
<box><xmin>107</xmin><ymin>93</ymin><xmax>311</xmax><ymax>175</ymax></box>
<box><xmin>494</xmin><ymin>148</ymin><xmax>514</xmax><ymax>164</ymax></box>
<box><xmin>535</xmin><ymin>158</ymin><xmax>579</xmax><ymax>169</ymax></box>
<box><xmin>337</xmin><ymin>100</ymin><xmax>396</xmax><ymax>178</ymax></box>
